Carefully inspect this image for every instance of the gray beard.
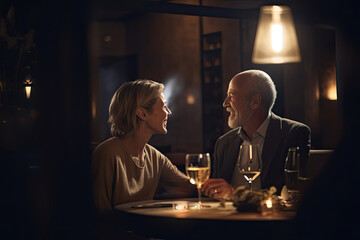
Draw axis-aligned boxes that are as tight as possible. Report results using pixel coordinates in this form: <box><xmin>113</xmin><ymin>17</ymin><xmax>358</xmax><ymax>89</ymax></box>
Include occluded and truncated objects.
<box><xmin>228</xmin><ymin>112</ymin><xmax>252</xmax><ymax>129</ymax></box>
<box><xmin>228</xmin><ymin>117</ymin><xmax>241</xmax><ymax>129</ymax></box>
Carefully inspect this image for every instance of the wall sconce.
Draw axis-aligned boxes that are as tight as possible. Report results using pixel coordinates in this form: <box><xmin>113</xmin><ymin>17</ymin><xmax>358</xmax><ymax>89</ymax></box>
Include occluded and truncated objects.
<box><xmin>24</xmin><ymin>78</ymin><xmax>32</xmax><ymax>99</ymax></box>
<box><xmin>324</xmin><ymin>82</ymin><xmax>337</xmax><ymax>100</ymax></box>
<box><xmin>319</xmin><ymin>62</ymin><xmax>337</xmax><ymax>100</ymax></box>
<box><xmin>252</xmin><ymin>5</ymin><xmax>301</xmax><ymax>64</ymax></box>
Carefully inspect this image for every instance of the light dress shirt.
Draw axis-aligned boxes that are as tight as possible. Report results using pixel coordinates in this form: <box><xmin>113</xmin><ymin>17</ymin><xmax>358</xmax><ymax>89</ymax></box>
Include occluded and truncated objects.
<box><xmin>230</xmin><ymin>113</ymin><xmax>271</xmax><ymax>191</ymax></box>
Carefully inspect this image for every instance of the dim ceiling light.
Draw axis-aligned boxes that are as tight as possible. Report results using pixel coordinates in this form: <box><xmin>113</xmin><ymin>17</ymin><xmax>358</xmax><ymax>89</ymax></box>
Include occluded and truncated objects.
<box><xmin>24</xmin><ymin>78</ymin><xmax>32</xmax><ymax>99</ymax></box>
<box><xmin>252</xmin><ymin>5</ymin><xmax>301</xmax><ymax>64</ymax></box>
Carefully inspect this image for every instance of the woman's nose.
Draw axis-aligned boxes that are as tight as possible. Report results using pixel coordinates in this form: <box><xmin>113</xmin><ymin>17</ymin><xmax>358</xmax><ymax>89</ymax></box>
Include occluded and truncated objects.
<box><xmin>166</xmin><ymin>106</ymin><xmax>172</xmax><ymax>116</ymax></box>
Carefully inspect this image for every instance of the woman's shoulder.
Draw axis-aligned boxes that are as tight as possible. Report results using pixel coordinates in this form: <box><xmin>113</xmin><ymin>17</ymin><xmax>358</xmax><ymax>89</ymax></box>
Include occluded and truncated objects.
<box><xmin>145</xmin><ymin>144</ymin><xmax>162</xmax><ymax>155</ymax></box>
<box><xmin>92</xmin><ymin>137</ymin><xmax>125</xmax><ymax>158</ymax></box>
<box><xmin>144</xmin><ymin>144</ymin><xmax>168</xmax><ymax>162</ymax></box>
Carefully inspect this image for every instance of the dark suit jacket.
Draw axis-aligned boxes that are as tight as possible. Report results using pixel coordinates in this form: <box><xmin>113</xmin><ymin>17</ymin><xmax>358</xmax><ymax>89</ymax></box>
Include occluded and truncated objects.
<box><xmin>212</xmin><ymin>113</ymin><xmax>311</xmax><ymax>191</ymax></box>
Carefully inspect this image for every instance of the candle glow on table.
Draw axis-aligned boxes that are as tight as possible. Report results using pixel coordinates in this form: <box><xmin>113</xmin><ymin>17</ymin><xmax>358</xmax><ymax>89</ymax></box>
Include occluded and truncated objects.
<box><xmin>266</xmin><ymin>199</ymin><xmax>273</xmax><ymax>208</ymax></box>
<box><xmin>173</xmin><ymin>202</ymin><xmax>188</xmax><ymax>210</ymax></box>
<box><xmin>261</xmin><ymin>198</ymin><xmax>277</xmax><ymax>216</ymax></box>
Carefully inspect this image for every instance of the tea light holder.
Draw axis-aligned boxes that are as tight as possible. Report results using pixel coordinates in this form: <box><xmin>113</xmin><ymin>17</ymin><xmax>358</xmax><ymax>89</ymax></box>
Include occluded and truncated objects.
<box><xmin>260</xmin><ymin>198</ymin><xmax>277</xmax><ymax>216</ymax></box>
<box><xmin>173</xmin><ymin>202</ymin><xmax>189</xmax><ymax>210</ymax></box>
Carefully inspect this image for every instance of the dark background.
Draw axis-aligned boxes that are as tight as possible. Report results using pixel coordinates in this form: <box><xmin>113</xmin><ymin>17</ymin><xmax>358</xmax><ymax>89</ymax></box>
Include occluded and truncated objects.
<box><xmin>1</xmin><ymin>0</ymin><xmax>359</xmax><ymax>239</ymax></box>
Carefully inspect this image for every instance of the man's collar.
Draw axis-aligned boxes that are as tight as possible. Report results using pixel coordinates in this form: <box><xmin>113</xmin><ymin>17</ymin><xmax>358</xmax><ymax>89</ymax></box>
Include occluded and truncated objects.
<box><xmin>237</xmin><ymin>112</ymin><xmax>271</xmax><ymax>139</ymax></box>
<box><xmin>256</xmin><ymin>112</ymin><xmax>271</xmax><ymax>138</ymax></box>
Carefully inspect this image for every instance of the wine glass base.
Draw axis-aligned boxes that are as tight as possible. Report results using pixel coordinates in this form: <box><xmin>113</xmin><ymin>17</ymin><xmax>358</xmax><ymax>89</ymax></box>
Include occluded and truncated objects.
<box><xmin>188</xmin><ymin>203</ymin><xmax>211</xmax><ymax>210</ymax></box>
<box><xmin>283</xmin><ymin>190</ymin><xmax>300</xmax><ymax>209</ymax></box>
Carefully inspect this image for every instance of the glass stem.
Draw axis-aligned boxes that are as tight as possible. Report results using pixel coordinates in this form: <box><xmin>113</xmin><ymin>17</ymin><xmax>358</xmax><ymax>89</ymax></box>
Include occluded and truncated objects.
<box><xmin>249</xmin><ymin>180</ymin><xmax>253</xmax><ymax>191</ymax></box>
<box><xmin>197</xmin><ymin>186</ymin><xmax>202</xmax><ymax>206</ymax></box>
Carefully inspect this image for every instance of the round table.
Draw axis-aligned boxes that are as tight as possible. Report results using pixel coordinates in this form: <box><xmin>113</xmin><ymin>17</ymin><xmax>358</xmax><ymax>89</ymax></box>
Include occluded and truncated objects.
<box><xmin>114</xmin><ymin>198</ymin><xmax>296</xmax><ymax>239</ymax></box>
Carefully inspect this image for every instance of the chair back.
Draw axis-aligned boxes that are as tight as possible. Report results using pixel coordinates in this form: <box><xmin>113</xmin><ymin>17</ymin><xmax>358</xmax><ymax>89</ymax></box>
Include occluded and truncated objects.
<box><xmin>308</xmin><ymin>149</ymin><xmax>335</xmax><ymax>178</ymax></box>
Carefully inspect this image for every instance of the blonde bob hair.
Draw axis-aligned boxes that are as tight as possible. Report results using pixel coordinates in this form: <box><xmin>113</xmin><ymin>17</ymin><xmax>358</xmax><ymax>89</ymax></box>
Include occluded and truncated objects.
<box><xmin>108</xmin><ymin>79</ymin><xmax>164</xmax><ymax>138</ymax></box>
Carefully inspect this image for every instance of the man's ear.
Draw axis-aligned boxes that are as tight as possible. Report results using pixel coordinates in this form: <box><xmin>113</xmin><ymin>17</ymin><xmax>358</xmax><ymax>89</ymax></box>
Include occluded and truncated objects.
<box><xmin>250</xmin><ymin>93</ymin><xmax>261</xmax><ymax>110</ymax></box>
<box><xmin>136</xmin><ymin>108</ymin><xmax>147</xmax><ymax>121</ymax></box>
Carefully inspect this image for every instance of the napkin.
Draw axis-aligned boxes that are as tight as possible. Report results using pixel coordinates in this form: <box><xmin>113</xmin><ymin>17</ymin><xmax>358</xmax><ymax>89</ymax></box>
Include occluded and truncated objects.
<box><xmin>281</xmin><ymin>185</ymin><xmax>290</xmax><ymax>201</ymax></box>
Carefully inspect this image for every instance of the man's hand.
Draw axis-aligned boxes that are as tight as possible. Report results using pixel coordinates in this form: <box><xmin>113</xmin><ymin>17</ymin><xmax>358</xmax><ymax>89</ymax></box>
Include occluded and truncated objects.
<box><xmin>202</xmin><ymin>178</ymin><xmax>234</xmax><ymax>200</ymax></box>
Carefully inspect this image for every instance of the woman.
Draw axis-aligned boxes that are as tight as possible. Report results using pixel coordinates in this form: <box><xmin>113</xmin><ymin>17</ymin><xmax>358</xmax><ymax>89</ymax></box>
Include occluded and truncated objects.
<box><xmin>91</xmin><ymin>79</ymin><xmax>194</xmax><ymax>214</ymax></box>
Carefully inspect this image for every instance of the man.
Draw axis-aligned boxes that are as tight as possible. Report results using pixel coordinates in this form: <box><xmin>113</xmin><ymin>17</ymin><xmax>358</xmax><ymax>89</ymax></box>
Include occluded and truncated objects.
<box><xmin>202</xmin><ymin>70</ymin><xmax>311</xmax><ymax>200</ymax></box>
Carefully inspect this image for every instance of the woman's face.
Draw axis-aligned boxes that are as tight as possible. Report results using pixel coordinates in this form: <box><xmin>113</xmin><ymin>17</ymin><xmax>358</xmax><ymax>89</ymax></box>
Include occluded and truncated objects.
<box><xmin>145</xmin><ymin>93</ymin><xmax>172</xmax><ymax>135</ymax></box>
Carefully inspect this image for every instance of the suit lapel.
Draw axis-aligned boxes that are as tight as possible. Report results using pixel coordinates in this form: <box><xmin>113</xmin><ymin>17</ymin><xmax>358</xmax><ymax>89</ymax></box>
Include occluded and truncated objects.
<box><xmin>261</xmin><ymin>113</ymin><xmax>282</xmax><ymax>185</ymax></box>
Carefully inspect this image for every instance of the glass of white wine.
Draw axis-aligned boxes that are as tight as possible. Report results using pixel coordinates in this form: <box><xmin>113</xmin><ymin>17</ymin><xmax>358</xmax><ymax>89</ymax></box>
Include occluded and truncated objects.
<box><xmin>185</xmin><ymin>153</ymin><xmax>211</xmax><ymax>208</ymax></box>
<box><xmin>238</xmin><ymin>144</ymin><xmax>262</xmax><ymax>191</ymax></box>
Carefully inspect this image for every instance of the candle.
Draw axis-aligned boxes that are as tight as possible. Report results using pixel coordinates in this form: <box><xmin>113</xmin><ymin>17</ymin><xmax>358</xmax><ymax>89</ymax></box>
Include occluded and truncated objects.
<box><xmin>266</xmin><ymin>199</ymin><xmax>273</xmax><ymax>208</ymax></box>
<box><xmin>173</xmin><ymin>202</ymin><xmax>188</xmax><ymax>210</ymax></box>
<box><xmin>261</xmin><ymin>198</ymin><xmax>277</xmax><ymax>216</ymax></box>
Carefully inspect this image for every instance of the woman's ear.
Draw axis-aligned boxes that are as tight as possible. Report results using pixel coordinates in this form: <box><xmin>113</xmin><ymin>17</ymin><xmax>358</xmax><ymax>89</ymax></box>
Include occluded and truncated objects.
<box><xmin>136</xmin><ymin>108</ymin><xmax>147</xmax><ymax>121</ymax></box>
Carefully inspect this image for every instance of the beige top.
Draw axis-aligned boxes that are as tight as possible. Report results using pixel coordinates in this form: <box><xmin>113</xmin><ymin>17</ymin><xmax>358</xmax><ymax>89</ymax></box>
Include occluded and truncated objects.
<box><xmin>91</xmin><ymin>137</ymin><xmax>192</xmax><ymax>214</ymax></box>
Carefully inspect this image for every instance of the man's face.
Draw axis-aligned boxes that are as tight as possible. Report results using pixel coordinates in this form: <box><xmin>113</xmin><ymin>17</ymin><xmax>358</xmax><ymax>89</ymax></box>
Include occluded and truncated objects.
<box><xmin>223</xmin><ymin>78</ymin><xmax>253</xmax><ymax>129</ymax></box>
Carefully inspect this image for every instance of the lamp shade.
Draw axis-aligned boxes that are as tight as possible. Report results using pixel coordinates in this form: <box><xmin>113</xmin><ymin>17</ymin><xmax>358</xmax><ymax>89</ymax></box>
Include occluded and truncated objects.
<box><xmin>252</xmin><ymin>5</ymin><xmax>301</xmax><ymax>64</ymax></box>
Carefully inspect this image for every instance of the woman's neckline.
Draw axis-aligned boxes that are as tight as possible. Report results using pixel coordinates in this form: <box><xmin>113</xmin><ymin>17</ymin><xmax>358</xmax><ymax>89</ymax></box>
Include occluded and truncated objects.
<box><xmin>119</xmin><ymin>138</ymin><xmax>146</xmax><ymax>168</ymax></box>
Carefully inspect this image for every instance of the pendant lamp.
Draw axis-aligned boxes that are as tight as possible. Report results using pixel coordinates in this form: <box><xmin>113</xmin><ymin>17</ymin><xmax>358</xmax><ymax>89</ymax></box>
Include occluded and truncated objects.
<box><xmin>252</xmin><ymin>5</ymin><xmax>301</xmax><ymax>64</ymax></box>
<box><xmin>24</xmin><ymin>78</ymin><xmax>32</xmax><ymax>99</ymax></box>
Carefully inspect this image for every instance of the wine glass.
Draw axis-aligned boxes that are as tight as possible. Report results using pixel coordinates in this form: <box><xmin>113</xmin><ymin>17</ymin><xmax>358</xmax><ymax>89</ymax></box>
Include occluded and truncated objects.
<box><xmin>185</xmin><ymin>153</ymin><xmax>211</xmax><ymax>208</ymax></box>
<box><xmin>237</xmin><ymin>144</ymin><xmax>262</xmax><ymax>191</ymax></box>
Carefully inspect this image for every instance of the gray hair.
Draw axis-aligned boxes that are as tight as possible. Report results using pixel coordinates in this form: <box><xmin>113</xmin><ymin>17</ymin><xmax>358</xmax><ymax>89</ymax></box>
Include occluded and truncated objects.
<box><xmin>108</xmin><ymin>79</ymin><xmax>164</xmax><ymax>138</ymax></box>
<box><xmin>237</xmin><ymin>69</ymin><xmax>277</xmax><ymax>112</ymax></box>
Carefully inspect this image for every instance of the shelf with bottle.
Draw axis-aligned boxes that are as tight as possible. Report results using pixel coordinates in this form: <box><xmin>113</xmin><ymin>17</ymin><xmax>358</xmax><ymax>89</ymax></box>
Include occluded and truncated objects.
<box><xmin>202</xmin><ymin>32</ymin><xmax>222</xmax><ymax>51</ymax></box>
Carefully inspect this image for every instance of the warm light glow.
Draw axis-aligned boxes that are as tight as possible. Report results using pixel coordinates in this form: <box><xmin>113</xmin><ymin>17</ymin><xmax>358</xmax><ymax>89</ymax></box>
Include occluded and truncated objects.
<box><xmin>173</xmin><ymin>203</ymin><xmax>188</xmax><ymax>210</ymax></box>
<box><xmin>271</xmin><ymin>24</ymin><xmax>283</xmax><ymax>52</ymax></box>
<box><xmin>249</xmin><ymin>145</ymin><xmax>253</xmax><ymax>159</ymax></box>
<box><xmin>25</xmin><ymin>86</ymin><xmax>31</xmax><ymax>99</ymax></box>
<box><xmin>193</xmin><ymin>204</ymin><xmax>200</xmax><ymax>210</ymax></box>
<box><xmin>327</xmin><ymin>83</ymin><xmax>337</xmax><ymax>100</ymax></box>
<box><xmin>266</xmin><ymin>199</ymin><xmax>273</xmax><ymax>208</ymax></box>
<box><xmin>175</xmin><ymin>205</ymin><xmax>185</xmax><ymax>210</ymax></box>
<box><xmin>24</xmin><ymin>79</ymin><xmax>32</xmax><ymax>99</ymax></box>
<box><xmin>316</xmin><ymin>86</ymin><xmax>320</xmax><ymax>100</ymax></box>
<box><xmin>187</xmin><ymin>95</ymin><xmax>195</xmax><ymax>105</ymax></box>
<box><xmin>319</xmin><ymin>64</ymin><xmax>337</xmax><ymax>100</ymax></box>
<box><xmin>252</xmin><ymin>5</ymin><xmax>301</xmax><ymax>64</ymax></box>
<box><xmin>91</xmin><ymin>100</ymin><xmax>97</xmax><ymax>119</ymax></box>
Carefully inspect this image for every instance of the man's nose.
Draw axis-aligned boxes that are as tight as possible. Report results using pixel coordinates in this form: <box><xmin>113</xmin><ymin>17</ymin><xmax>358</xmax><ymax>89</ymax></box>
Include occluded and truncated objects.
<box><xmin>223</xmin><ymin>97</ymin><xmax>229</xmax><ymax>108</ymax></box>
